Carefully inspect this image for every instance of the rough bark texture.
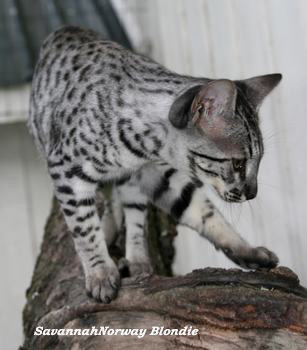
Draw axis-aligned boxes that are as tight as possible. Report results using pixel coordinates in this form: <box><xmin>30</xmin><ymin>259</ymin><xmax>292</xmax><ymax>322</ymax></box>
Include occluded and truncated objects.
<box><xmin>22</xmin><ymin>193</ymin><xmax>307</xmax><ymax>349</ymax></box>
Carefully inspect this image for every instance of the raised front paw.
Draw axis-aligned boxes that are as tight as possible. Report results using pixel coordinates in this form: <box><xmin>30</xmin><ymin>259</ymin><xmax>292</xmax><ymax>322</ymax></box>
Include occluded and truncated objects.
<box><xmin>85</xmin><ymin>259</ymin><xmax>120</xmax><ymax>303</ymax></box>
<box><xmin>223</xmin><ymin>246</ymin><xmax>279</xmax><ymax>270</ymax></box>
<box><xmin>119</xmin><ymin>257</ymin><xmax>153</xmax><ymax>278</ymax></box>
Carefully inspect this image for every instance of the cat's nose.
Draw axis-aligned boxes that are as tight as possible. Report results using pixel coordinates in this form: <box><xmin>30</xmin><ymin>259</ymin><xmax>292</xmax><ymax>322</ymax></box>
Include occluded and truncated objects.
<box><xmin>244</xmin><ymin>182</ymin><xmax>258</xmax><ymax>200</ymax></box>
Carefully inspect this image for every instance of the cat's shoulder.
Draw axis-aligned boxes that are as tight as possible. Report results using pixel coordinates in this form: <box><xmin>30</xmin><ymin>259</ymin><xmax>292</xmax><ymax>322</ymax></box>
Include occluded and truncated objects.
<box><xmin>42</xmin><ymin>26</ymin><xmax>101</xmax><ymax>50</ymax></box>
<box><xmin>40</xmin><ymin>26</ymin><xmax>127</xmax><ymax>55</ymax></box>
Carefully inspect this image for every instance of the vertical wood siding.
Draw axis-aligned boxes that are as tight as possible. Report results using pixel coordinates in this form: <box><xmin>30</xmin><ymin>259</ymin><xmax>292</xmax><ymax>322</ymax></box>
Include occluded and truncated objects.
<box><xmin>0</xmin><ymin>124</ymin><xmax>52</xmax><ymax>349</ymax></box>
<box><xmin>0</xmin><ymin>84</ymin><xmax>30</xmax><ymax>123</ymax></box>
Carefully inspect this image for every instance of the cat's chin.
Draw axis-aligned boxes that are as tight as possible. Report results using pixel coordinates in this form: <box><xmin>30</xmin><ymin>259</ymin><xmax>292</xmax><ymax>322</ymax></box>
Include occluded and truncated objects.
<box><xmin>223</xmin><ymin>196</ymin><xmax>244</xmax><ymax>203</ymax></box>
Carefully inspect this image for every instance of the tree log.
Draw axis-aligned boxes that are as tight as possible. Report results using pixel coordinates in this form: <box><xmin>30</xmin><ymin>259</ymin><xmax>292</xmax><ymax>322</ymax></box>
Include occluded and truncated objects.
<box><xmin>22</xmin><ymin>193</ymin><xmax>307</xmax><ymax>349</ymax></box>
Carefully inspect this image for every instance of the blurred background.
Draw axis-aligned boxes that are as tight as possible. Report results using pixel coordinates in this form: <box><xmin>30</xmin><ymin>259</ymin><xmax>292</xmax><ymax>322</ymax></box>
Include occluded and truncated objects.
<box><xmin>1</xmin><ymin>0</ymin><xmax>306</xmax><ymax>348</ymax></box>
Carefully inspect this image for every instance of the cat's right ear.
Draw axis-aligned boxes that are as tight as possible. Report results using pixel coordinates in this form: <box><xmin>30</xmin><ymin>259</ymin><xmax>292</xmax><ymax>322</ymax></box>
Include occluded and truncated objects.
<box><xmin>168</xmin><ymin>80</ymin><xmax>237</xmax><ymax>130</ymax></box>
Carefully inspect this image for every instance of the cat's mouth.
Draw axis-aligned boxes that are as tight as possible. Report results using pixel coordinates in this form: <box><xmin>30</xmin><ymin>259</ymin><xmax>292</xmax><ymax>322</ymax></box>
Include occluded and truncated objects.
<box><xmin>213</xmin><ymin>185</ymin><xmax>245</xmax><ymax>203</ymax></box>
<box><xmin>224</xmin><ymin>194</ymin><xmax>244</xmax><ymax>203</ymax></box>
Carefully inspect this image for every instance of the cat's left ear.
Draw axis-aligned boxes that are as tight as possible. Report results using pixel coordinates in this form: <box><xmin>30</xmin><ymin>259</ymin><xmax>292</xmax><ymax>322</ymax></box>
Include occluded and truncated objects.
<box><xmin>239</xmin><ymin>73</ymin><xmax>282</xmax><ymax>110</ymax></box>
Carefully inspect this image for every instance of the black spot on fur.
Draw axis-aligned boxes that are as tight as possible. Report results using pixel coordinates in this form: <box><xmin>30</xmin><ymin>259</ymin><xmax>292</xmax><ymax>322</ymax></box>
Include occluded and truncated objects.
<box><xmin>171</xmin><ymin>183</ymin><xmax>195</xmax><ymax>220</ymax></box>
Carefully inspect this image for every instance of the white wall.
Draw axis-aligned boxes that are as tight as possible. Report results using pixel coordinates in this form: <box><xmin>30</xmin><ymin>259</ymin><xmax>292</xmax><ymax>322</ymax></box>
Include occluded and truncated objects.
<box><xmin>117</xmin><ymin>0</ymin><xmax>307</xmax><ymax>286</ymax></box>
<box><xmin>0</xmin><ymin>123</ymin><xmax>52</xmax><ymax>350</ymax></box>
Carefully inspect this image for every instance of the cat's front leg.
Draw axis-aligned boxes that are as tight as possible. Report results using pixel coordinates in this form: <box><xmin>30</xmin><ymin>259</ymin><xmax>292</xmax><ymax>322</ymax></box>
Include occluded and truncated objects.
<box><xmin>116</xmin><ymin>180</ymin><xmax>153</xmax><ymax>277</ymax></box>
<box><xmin>51</xmin><ymin>167</ymin><xmax>120</xmax><ymax>303</ymax></box>
<box><xmin>180</xmin><ymin>190</ymin><xmax>279</xmax><ymax>269</ymax></box>
<box><xmin>140</xmin><ymin>165</ymin><xmax>278</xmax><ymax>270</ymax></box>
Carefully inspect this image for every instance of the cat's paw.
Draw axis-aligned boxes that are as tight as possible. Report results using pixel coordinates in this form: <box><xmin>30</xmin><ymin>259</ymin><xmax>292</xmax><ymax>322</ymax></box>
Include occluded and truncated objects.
<box><xmin>223</xmin><ymin>246</ymin><xmax>279</xmax><ymax>270</ymax></box>
<box><xmin>129</xmin><ymin>260</ymin><xmax>153</xmax><ymax>277</ymax></box>
<box><xmin>85</xmin><ymin>259</ymin><xmax>120</xmax><ymax>303</ymax></box>
<box><xmin>119</xmin><ymin>257</ymin><xmax>153</xmax><ymax>278</ymax></box>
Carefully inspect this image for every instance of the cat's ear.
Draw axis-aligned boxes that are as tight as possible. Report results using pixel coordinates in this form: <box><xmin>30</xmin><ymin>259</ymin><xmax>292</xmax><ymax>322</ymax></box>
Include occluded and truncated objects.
<box><xmin>190</xmin><ymin>80</ymin><xmax>238</xmax><ymax>147</ymax></box>
<box><xmin>168</xmin><ymin>85</ymin><xmax>203</xmax><ymax>129</ymax></box>
<box><xmin>168</xmin><ymin>80</ymin><xmax>236</xmax><ymax>130</ymax></box>
<box><xmin>239</xmin><ymin>73</ymin><xmax>282</xmax><ymax>110</ymax></box>
<box><xmin>190</xmin><ymin>79</ymin><xmax>237</xmax><ymax>126</ymax></box>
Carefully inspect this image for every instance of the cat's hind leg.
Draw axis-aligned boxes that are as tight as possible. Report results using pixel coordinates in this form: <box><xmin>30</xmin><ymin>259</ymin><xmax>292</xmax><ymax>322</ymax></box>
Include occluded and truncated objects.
<box><xmin>49</xmin><ymin>161</ymin><xmax>120</xmax><ymax>303</ymax></box>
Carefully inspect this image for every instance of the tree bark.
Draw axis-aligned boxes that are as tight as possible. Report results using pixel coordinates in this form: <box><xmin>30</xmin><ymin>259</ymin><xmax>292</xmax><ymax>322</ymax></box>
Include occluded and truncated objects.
<box><xmin>22</xmin><ymin>192</ymin><xmax>307</xmax><ymax>349</ymax></box>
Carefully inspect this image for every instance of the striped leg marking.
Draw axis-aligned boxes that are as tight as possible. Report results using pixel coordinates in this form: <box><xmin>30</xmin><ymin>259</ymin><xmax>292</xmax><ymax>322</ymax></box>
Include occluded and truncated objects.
<box><xmin>117</xmin><ymin>180</ymin><xmax>153</xmax><ymax>276</ymax></box>
<box><xmin>139</xmin><ymin>164</ymin><xmax>278</xmax><ymax>270</ymax></box>
<box><xmin>180</xmin><ymin>190</ymin><xmax>278</xmax><ymax>269</ymax></box>
<box><xmin>53</xmin><ymin>174</ymin><xmax>120</xmax><ymax>303</ymax></box>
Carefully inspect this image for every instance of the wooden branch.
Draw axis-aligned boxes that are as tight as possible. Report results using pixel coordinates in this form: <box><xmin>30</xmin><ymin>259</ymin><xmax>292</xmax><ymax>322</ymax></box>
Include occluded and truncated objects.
<box><xmin>22</xmin><ymin>194</ymin><xmax>307</xmax><ymax>349</ymax></box>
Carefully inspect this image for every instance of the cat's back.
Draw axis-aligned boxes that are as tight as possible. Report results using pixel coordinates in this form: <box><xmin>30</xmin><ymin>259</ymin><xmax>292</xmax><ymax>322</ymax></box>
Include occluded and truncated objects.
<box><xmin>28</xmin><ymin>26</ymin><xmax>185</xmax><ymax>157</ymax></box>
<box><xmin>31</xmin><ymin>25</ymin><xmax>178</xmax><ymax>111</ymax></box>
<box><xmin>31</xmin><ymin>26</ymin><xmax>123</xmax><ymax>104</ymax></box>
<box><xmin>28</xmin><ymin>26</ymin><xmax>130</xmax><ymax>154</ymax></box>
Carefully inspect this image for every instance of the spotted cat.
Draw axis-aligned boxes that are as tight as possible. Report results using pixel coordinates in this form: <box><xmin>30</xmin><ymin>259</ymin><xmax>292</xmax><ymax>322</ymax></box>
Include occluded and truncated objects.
<box><xmin>28</xmin><ymin>26</ymin><xmax>281</xmax><ymax>303</ymax></box>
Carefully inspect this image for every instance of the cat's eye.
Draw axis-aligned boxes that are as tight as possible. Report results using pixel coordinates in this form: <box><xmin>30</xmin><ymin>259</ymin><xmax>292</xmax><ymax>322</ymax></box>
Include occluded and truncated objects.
<box><xmin>232</xmin><ymin>158</ymin><xmax>246</xmax><ymax>171</ymax></box>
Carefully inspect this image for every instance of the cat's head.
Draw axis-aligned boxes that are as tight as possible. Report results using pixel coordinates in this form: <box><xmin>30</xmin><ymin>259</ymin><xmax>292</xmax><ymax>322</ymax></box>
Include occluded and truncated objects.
<box><xmin>169</xmin><ymin>74</ymin><xmax>282</xmax><ymax>202</ymax></box>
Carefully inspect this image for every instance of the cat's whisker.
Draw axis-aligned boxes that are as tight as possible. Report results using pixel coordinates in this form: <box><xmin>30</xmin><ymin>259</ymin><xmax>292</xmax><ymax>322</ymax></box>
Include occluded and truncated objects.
<box><xmin>254</xmin><ymin>197</ymin><xmax>263</xmax><ymax>213</ymax></box>
<box><xmin>263</xmin><ymin>138</ymin><xmax>283</xmax><ymax>150</ymax></box>
<box><xmin>246</xmin><ymin>200</ymin><xmax>256</xmax><ymax>223</ymax></box>
<box><xmin>258</xmin><ymin>181</ymin><xmax>281</xmax><ymax>191</ymax></box>
<box><xmin>262</xmin><ymin>128</ymin><xmax>285</xmax><ymax>150</ymax></box>
<box><xmin>262</xmin><ymin>129</ymin><xmax>280</xmax><ymax>141</ymax></box>
<box><xmin>231</xmin><ymin>203</ymin><xmax>242</xmax><ymax>228</ymax></box>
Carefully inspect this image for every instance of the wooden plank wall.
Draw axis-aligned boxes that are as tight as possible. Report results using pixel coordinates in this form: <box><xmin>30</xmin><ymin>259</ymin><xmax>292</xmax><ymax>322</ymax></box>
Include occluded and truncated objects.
<box><xmin>0</xmin><ymin>84</ymin><xmax>30</xmax><ymax>124</ymax></box>
<box><xmin>115</xmin><ymin>0</ymin><xmax>307</xmax><ymax>286</ymax></box>
<box><xmin>0</xmin><ymin>124</ymin><xmax>52</xmax><ymax>349</ymax></box>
